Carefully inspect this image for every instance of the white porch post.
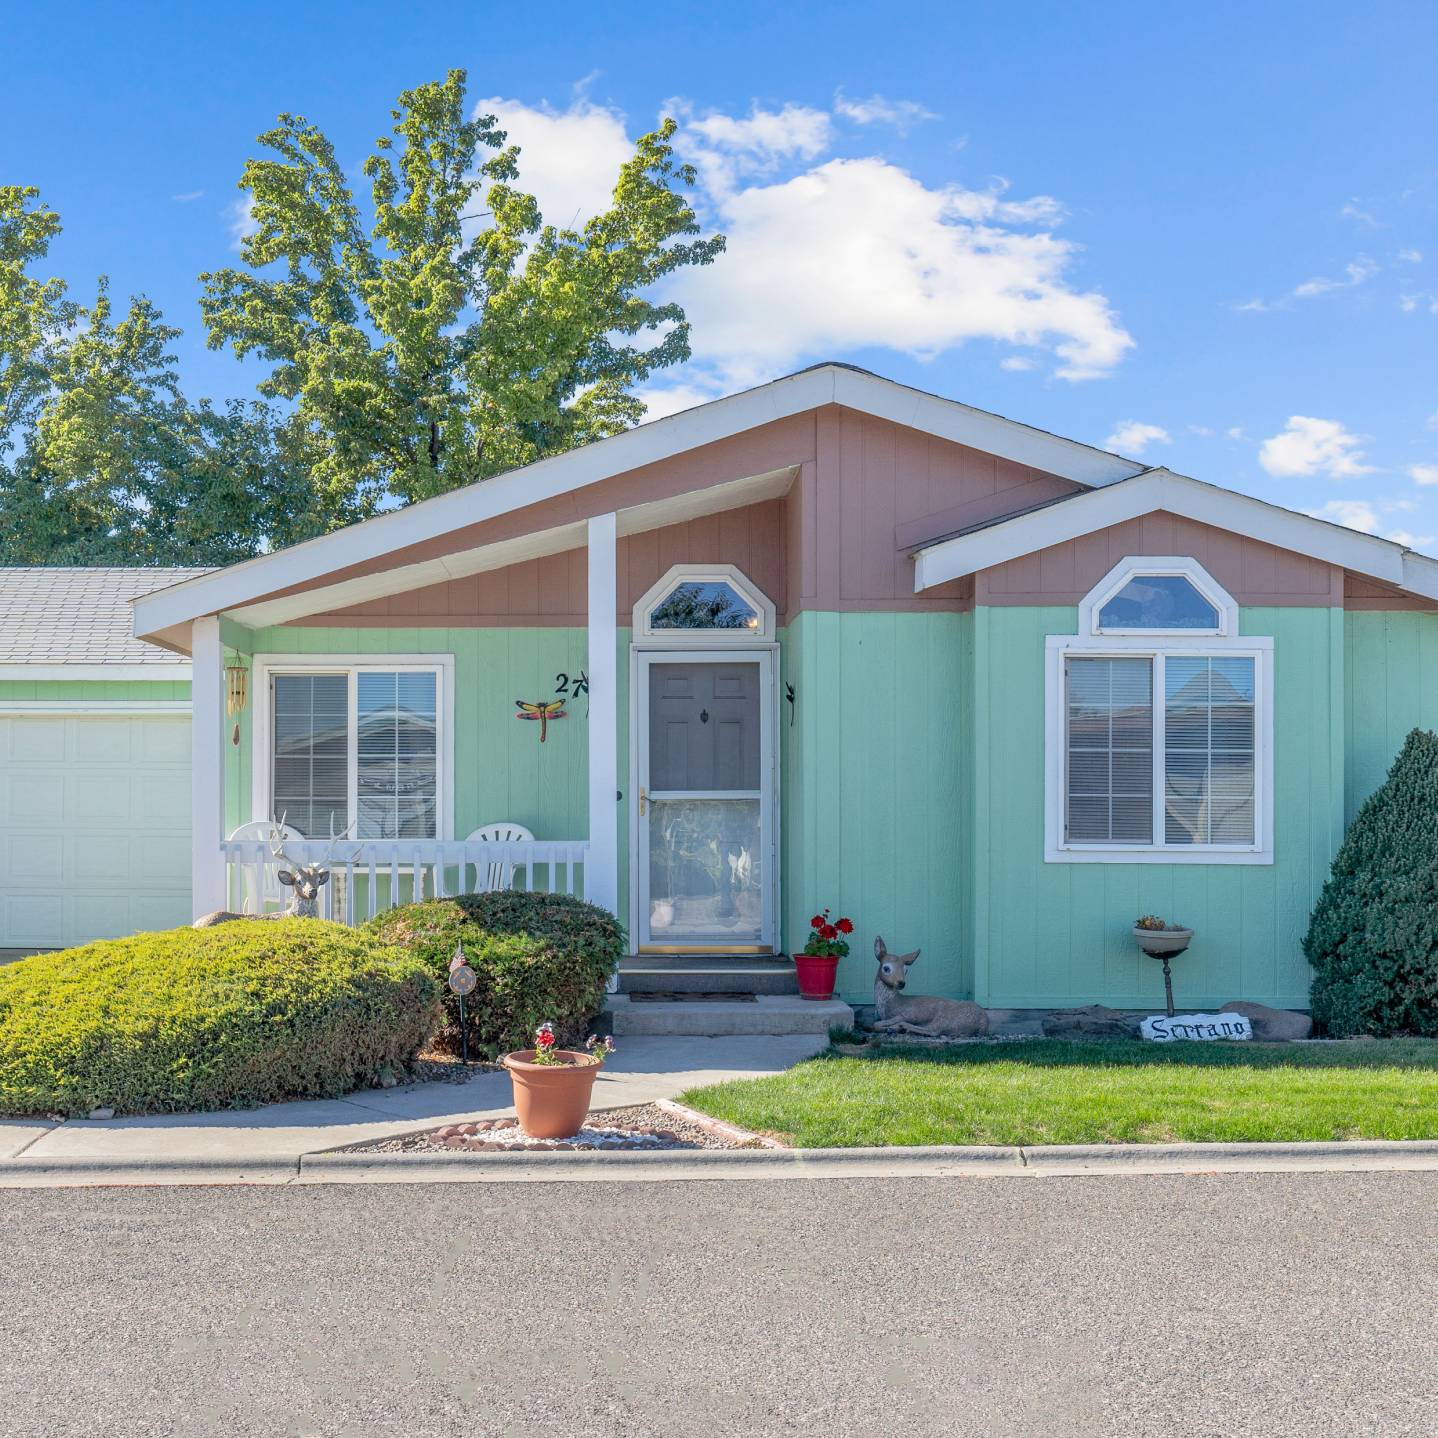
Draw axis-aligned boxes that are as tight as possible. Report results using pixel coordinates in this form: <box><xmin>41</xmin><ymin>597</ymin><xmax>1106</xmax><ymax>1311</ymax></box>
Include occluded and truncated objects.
<box><xmin>190</xmin><ymin>615</ymin><xmax>227</xmax><ymax>919</ymax></box>
<box><xmin>586</xmin><ymin>512</ymin><xmax>619</xmax><ymax>917</ymax></box>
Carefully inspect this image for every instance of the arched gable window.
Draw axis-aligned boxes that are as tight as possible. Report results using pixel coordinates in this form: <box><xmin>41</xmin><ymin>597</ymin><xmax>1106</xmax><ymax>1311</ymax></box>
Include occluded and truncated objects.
<box><xmin>1046</xmin><ymin>557</ymin><xmax>1272</xmax><ymax>865</ymax></box>
<box><xmin>634</xmin><ymin>565</ymin><xmax>776</xmax><ymax>644</ymax></box>
<box><xmin>1079</xmin><ymin>557</ymin><xmax>1236</xmax><ymax>637</ymax></box>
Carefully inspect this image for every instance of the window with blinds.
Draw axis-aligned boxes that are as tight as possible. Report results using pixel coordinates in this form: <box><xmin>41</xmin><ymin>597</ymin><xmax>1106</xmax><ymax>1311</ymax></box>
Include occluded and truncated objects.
<box><xmin>1164</xmin><ymin>655</ymin><xmax>1255</xmax><ymax>845</ymax></box>
<box><xmin>1062</xmin><ymin>653</ymin><xmax>1258</xmax><ymax>850</ymax></box>
<box><xmin>1064</xmin><ymin>656</ymin><xmax>1154</xmax><ymax>844</ymax></box>
<box><xmin>270</xmin><ymin>669</ymin><xmax>440</xmax><ymax>840</ymax></box>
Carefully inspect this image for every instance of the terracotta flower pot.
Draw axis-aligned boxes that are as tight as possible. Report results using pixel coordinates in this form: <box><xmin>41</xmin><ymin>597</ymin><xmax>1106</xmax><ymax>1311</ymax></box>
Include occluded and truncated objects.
<box><xmin>794</xmin><ymin>953</ymin><xmax>840</xmax><ymax>1001</ymax></box>
<box><xmin>502</xmin><ymin>1049</ymin><xmax>604</xmax><ymax>1139</ymax></box>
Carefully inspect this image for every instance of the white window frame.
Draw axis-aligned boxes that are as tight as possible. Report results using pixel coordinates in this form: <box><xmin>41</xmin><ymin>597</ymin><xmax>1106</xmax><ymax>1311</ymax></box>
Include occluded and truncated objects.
<box><xmin>1045</xmin><ymin>560</ymin><xmax>1273</xmax><ymax>865</ymax></box>
<box><xmin>250</xmin><ymin>654</ymin><xmax>455</xmax><ymax>842</ymax></box>
<box><xmin>1079</xmin><ymin>555</ymin><xmax>1236</xmax><ymax>638</ymax></box>
<box><xmin>633</xmin><ymin>563</ymin><xmax>776</xmax><ymax>646</ymax></box>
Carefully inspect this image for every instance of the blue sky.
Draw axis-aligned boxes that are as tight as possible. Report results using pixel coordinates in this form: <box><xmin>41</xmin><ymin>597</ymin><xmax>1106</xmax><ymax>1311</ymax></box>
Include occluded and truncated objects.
<box><xmin>6</xmin><ymin>1</ymin><xmax>1437</xmax><ymax>545</ymax></box>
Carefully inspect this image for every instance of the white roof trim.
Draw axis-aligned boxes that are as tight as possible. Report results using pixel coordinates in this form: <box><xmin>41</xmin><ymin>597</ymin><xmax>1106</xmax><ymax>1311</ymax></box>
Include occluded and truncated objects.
<box><xmin>913</xmin><ymin>469</ymin><xmax>1429</xmax><ymax>596</ymax></box>
<box><xmin>133</xmin><ymin>366</ymin><xmax>1142</xmax><ymax>640</ymax></box>
<box><xmin>0</xmin><ymin>663</ymin><xmax>192</xmax><ymax>682</ymax></box>
<box><xmin>228</xmin><ymin>465</ymin><xmax>799</xmax><ymax>631</ymax></box>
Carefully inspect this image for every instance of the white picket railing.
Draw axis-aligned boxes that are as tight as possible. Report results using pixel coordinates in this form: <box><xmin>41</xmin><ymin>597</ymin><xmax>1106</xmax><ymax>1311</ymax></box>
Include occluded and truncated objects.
<box><xmin>220</xmin><ymin>838</ymin><xmax>590</xmax><ymax>925</ymax></box>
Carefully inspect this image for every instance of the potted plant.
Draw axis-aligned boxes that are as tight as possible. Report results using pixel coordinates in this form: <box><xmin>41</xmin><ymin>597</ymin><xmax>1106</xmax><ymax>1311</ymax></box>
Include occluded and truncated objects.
<box><xmin>502</xmin><ymin>1023</ymin><xmax>615</xmax><ymax>1139</ymax></box>
<box><xmin>794</xmin><ymin>908</ymin><xmax>853</xmax><ymax>1000</ymax></box>
<box><xmin>1133</xmin><ymin>915</ymin><xmax>1193</xmax><ymax>1018</ymax></box>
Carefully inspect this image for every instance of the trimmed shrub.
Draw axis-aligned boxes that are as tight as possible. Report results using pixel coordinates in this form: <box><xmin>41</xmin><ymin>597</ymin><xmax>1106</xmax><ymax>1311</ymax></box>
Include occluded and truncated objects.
<box><xmin>364</xmin><ymin>891</ymin><xmax>623</xmax><ymax>1058</ymax></box>
<box><xmin>0</xmin><ymin>920</ymin><xmax>442</xmax><ymax>1118</ymax></box>
<box><xmin>1304</xmin><ymin>728</ymin><xmax>1438</xmax><ymax>1036</ymax></box>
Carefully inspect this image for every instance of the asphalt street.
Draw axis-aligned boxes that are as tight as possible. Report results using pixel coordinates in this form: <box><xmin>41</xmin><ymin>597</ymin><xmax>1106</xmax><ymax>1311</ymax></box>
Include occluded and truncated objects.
<box><xmin>2</xmin><ymin>1172</ymin><xmax>1434</xmax><ymax>1437</ymax></box>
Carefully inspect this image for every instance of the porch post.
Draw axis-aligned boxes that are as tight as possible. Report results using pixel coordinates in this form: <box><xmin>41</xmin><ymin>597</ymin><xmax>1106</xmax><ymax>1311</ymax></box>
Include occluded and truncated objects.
<box><xmin>190</xmin><ymin>615</ymin><xmax>227</xmax><ymax>919</ymax></box>
<box><xmin>586</xmin><ymin>512</ymin><xmax>619</xmax><ymax>916</ymax></box>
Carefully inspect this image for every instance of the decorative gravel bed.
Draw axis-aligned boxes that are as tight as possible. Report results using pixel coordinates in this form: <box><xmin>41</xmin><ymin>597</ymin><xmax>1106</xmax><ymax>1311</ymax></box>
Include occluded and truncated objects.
<box><xmin>402</xmin><ymin>1051</ymin><xmax>502</xmax><ymax>1085</ymax></box>
<box><xmin>342</xmin><ymin>1102</ymin><xmax>772</xmax><ymax>1154</ymax></box>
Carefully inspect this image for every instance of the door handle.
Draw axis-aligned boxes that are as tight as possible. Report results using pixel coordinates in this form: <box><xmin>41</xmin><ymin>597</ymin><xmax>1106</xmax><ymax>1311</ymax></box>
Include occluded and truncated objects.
<box><xmin>639</xmin><ymin>787</ymin><xmax>647</xmax><ymax>816</ymax></box>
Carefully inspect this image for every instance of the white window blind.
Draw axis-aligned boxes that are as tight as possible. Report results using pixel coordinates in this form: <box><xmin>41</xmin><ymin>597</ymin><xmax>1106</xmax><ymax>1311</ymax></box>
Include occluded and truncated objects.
<box><xmin>1164</xmin><ymin>655</ymin><xmax>1255</xmax><ymax>844</ymax></box>
<box><xmin>1064</xmin><ymin>656</ymin><xmax>1153</xmax><ymax>844</ymax></box>
<box><xmin>270</xmin><ymin>669</ymin><xmax>440</xmax><ymax>840</ymax></box>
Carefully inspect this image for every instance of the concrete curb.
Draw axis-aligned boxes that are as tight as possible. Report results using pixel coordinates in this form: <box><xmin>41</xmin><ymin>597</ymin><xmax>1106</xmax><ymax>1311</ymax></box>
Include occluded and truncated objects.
<box><xmin>6</xmin><ymin>1139</ymin><xmax>1438</xmax><ymax>1189</ymax></box>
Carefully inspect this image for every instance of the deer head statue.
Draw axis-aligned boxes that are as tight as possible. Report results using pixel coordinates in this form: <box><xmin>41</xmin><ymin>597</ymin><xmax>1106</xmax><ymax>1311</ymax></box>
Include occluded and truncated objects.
<box><xmin>193</xmin><ymin>814</ymin><xmax>358</xmax><ymax>928</ymax></box>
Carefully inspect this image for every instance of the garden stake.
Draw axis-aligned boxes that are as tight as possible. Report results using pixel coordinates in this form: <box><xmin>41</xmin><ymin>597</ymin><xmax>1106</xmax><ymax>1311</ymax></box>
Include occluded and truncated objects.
<box><xmin>1160</xmin><ymin>955</ymin><xmax>1176</xmax><ymax>1018</ymax></box>
<box><xmin>447</xmin><ymin>941</ymin><xmax>478</xmax><ymax>1065</ymax></box>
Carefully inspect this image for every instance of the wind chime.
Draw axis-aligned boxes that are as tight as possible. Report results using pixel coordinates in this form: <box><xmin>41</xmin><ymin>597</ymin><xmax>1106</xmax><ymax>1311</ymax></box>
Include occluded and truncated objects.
<box><xmin>225</xmin><ymin>659</ymin><xmax>249</xmax><ymax>745</ymax></box>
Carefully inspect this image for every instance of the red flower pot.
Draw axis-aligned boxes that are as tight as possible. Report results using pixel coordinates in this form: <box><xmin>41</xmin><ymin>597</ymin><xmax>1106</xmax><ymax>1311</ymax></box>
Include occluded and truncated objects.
<box><xmin>502</xmin><ymin>1049</ymin><xmax>604</xmax><ymax>1138</ymax></box>
<box><xmin>794</xmin><ymin>953</ymin><xmax>840</xmax><ymax>1001</ymax></box>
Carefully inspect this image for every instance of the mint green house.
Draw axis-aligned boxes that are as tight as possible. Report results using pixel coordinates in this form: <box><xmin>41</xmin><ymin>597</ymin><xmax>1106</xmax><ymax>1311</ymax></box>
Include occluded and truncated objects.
<box><xmin>7</xmin><ymin>364</ymin><xmax>1425</xmax><ymax>1013</ymax></box>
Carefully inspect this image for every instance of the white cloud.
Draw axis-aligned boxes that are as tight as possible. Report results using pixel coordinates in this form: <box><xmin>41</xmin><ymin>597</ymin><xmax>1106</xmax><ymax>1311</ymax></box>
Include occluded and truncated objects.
<box><xmin>1291</xmin><ymin>256</ymin><xmax>1379</xmax><ymax>299</ymax></box>
<box><xmin>471</xmin><ymin>91</ymin><xmax>1133</xmax><ymax>389</ymax></box>
<box><xmin>1105</xmin><ymin>420</ymin><xmax>1170</xmax><ymax>456</ymax></box>
<box><xmin>1305</xmin><ymin>498</ymin><xmax>1379</xmax><ymax>532</ymax></box>
<box><xmin>1258</xmin><ymin>416</ymin><xmax>1373</xmax><ymax>478</ymax></box>
<box><xmin>475</xmin><ymin>95</ymin><xmax>635</xmax><ymax>229</ymax></box>
<box><xmin>1386</xmin><ymin>529</ymin><xmax>1436</xmax><ymax>549</ymax></box>
<box><xmin>671</xmin><ymin>153</ymin><xmax>1131</xmax><ymax>384</ymax></box>
<box><xmin>1339</xmin><ymin>200</ymin><xmax>1384</xmax><ymax>228</ymax></box>
<box><xmin>1237</xmin><ymin>255</ymin><xmax>1378</xmax><ymax>312</ymax></box>
<box><xmin>638</xmin><ymin>383</ymin><xmax>723</xmax><ymax>421</ymax></box>
<box><xmin>172</xmin><ymin>189</ymin><xmax>204</xmax><ymax>203</ymax></box>
<box><xmin>1000</xmin><ymin>356</ymin><xmax>1036</xmax><ymax>371</ymax></box>
<box><xmin>1399</xmin><ymin>248</ymin><xmax>1423</xmax><ymax>263</ymax></box>
<box><xmin>833</xmin><ymin>91</ymin><xmax>937</xmax><ymax>134</ymax></box>
<box><xmin>1409</xmin><ymin>463</ymin><xmax>1438</xmax><ymax>485</ymax></box>
<box><xmin>1226</xmin><ymin>426</ymin><xmax>1246</xmax><ymax>440</ymax></box>
<box><xmin>228</xmin><ymin>195</ymin><xmax>258</xmax><ymax>249</ymax></box>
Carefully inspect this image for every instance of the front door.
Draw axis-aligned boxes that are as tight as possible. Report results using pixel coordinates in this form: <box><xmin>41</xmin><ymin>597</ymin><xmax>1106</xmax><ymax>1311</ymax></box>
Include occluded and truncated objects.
<box><xmin>635</xmin><ymin>650</ymin><xmax>776</xmax><ymax>952</ymax></box>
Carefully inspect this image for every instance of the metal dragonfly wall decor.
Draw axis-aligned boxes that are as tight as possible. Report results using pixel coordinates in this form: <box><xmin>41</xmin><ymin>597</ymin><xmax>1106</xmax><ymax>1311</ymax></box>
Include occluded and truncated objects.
<box><xmin>515</xmin><ymin>697</ymin><xmax>567</xmax><ymax>742</ymax></box>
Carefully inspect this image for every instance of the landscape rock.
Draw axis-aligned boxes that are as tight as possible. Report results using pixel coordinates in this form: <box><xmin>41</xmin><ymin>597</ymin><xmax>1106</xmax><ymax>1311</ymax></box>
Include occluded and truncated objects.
<box><xmin>1041</xmin><ymin>1005</ymin><xmax>1137</xmax><ymax>1040</ymax></box>
<box><xmin>1219</xmin><ymin>1001</ymin><xmax>1313</xmax><ymax>1042</ymax></box>
<box><xmin>86</xmin><ymin>1107</ymin><xmax>115</xmax><ymax>1121</ymax></box>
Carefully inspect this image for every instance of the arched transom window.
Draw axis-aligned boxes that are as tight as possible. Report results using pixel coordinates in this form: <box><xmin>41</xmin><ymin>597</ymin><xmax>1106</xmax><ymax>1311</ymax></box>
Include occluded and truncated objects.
<box><xmin>1046</xmin><ymin>557</ymin><xmax>1272</xmax><ymax>865</ymax></box>
<box><xmin>634</xmin><ymin>565</ymin><xmax>776</xmax><ymax>644</ymax></box>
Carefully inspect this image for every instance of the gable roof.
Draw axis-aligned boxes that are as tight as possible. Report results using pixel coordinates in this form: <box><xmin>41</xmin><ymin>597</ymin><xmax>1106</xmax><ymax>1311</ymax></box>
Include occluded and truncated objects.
<box><xmin>911</xmin><ymin>468</ymin><xmax>1438</xmax><ymax>601</ymax></box>
<box><xmin>131</xmin><ymin>364</ymin><xmax>1146</xmax><ymax>643</ymax></box>
<box><xmin>0</xmin><ymin>567</ymin><xmax>206</xmax><ymax>677</ymax></box>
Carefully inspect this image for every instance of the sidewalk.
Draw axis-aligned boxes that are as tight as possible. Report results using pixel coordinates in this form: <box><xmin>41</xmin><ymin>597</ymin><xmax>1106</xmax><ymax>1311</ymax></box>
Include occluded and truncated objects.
<box><xmin>0</xmin><ymin>1034</ymin><xmax>827</xmax><ymax>1186</ymax></box>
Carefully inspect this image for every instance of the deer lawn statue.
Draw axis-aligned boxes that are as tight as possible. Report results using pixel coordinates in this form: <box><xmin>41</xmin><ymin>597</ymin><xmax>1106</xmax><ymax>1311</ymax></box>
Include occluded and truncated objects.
<box><xmin>193</xmin><ymin>817</ymin><xmax>356</xmax><ymax>928</ymax></box>
<box><xmin>871</xmin><ymin>936</ymin><xmax>989</xmax><ymax>1038</ymax></box>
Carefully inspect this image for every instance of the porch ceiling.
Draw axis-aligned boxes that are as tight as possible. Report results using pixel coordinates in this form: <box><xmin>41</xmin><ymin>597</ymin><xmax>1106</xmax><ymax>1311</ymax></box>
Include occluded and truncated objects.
<box><xmin>225</xmin><ymin>464</ymin><xmax>799</xmax><ymax>632</ymax></box>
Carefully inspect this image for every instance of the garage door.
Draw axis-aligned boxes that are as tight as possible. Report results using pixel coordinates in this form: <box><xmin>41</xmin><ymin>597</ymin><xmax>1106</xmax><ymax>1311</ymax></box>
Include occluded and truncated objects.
<box><xmin>0</xmin><ymin>714</ymin><xmax>191</xmax><ymax>949</ymax></box>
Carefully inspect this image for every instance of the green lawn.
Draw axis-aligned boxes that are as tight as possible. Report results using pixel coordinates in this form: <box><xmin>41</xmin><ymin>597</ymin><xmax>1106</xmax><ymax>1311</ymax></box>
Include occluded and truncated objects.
<box><xmin>679</xmin><ymin>1039</ymin><xmax>1438</xmax><ymax>1147</ymax></box>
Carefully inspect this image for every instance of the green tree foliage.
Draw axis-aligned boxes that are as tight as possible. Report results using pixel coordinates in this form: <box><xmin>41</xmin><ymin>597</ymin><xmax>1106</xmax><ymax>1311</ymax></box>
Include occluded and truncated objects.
<box><xmin>200</xmin><ymin>69</ymin><xmax>723</xmax><ymax>517</ymax></box>
<box><xmin>1304</xmin><ymin>728</ymin><xmax>1438</xmax><ymax>1036</ymax></box>
<box><xmin>0</xmin><ymin>185</ymin><xmax>314</xmax><ymax>564</ymax></box>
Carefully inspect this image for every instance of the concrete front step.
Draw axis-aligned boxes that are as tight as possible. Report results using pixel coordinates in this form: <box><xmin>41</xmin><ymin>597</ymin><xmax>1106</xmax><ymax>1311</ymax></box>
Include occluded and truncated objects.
<box><xmin>608</xmin><ymin>994</ymin><xmax>853</xmax><ymax>1037</ymax></box>
<box><xmin>618</xmin><ymin>956</ymin><xmax>798</xmax><ymax>996</ymax></box>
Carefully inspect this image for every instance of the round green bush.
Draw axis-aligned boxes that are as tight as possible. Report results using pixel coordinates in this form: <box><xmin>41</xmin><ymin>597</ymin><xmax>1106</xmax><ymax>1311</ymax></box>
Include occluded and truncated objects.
<box><xmin>364</xmin><ymin>891</ymin><xmax>623</xmax><ymax>1059</ymax></box>
<box><xmin>1305</xmin><ymin>728</ymin><xmax>1438</xmax><ymax>1036</ymax></box>
<box><xmin>0</xmin><ymin>920</ymin><xmax>442</xmax><ymax>1118</ymax></box>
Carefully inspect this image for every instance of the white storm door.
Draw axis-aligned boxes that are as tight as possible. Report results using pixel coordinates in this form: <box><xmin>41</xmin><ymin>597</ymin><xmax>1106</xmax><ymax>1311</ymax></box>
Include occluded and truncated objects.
<box><xmin>635</xmin><ymin>649</ymin><xmax>776</xmax><ymax>953</ymax></box>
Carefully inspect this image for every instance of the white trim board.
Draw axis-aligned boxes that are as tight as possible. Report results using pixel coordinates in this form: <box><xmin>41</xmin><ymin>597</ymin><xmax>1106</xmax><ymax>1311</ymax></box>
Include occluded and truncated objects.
<box><xmin>0</xmin><ymin>663</ymin><xmax>192</xmax><ymax>682</ymax></box>
<box><xmin>913</xmin><ymin>468</ymin><xmax>1438</xmax><ymax>600</ymax></box>
<box><xmin>132</xmin><ymin>366</ymin><xmax>1145</xmax><ymax>640</ymax></box>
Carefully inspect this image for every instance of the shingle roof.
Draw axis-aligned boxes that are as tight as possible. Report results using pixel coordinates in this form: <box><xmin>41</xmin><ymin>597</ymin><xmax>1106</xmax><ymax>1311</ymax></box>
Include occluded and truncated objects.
<box><xmin>0</xmin><ymin>567</ymin><xmax>210</xmax><ymax>666</ymax></box>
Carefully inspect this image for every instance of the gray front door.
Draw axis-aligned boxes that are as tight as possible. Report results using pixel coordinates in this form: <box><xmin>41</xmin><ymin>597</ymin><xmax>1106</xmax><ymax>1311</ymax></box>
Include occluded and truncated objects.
<box><xmin>636</xmin><ymin>651</ymin><xmax>774</xmax><ymax>952</ymax></box>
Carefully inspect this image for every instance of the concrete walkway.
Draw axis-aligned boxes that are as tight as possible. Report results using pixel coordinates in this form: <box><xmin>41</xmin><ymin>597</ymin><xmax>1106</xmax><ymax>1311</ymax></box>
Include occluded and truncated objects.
<box><xmin>0</xmin><ymin>1034</ymin><xmax>825</xmax><ymax>1185</ymax></box>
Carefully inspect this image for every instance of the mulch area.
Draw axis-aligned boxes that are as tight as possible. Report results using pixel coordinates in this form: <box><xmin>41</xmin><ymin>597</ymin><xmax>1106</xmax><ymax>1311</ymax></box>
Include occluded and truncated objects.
<box><xmin>340</xmin><ymin>1102</ymin><xmax>772</xmax><ymax>1154</ymax></box>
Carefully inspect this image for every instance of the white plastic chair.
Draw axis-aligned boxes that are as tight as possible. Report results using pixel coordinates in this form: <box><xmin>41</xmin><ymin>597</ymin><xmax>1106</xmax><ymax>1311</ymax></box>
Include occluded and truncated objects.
<box><xmin>227</xmin><ymin>821</ymin><xmax>304</xmax><ymax>914</ymax></box>
<box><xmin>465</xmin><ymin>822</ymin><xmax>534</xmax><ymax>892</ymax></box>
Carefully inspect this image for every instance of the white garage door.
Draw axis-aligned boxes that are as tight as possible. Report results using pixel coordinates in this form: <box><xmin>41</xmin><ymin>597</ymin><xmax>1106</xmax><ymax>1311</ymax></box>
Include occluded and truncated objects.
<box><xmin>0</xmin><ymin>713</ymin><xmax>191</xmax><ymax>949</ymax></box>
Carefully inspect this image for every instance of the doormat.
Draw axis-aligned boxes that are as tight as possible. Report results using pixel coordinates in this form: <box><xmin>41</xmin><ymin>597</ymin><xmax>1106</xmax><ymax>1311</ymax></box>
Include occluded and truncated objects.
<box><xmin>628</xmin><ymin>991</ymin><xmax>759</xmax><ymax>1003</ymax></box>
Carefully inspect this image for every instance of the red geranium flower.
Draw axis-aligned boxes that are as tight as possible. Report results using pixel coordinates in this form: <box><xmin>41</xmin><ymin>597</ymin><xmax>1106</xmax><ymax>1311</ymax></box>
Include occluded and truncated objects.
<box><xmin>820</xmin><ymin>923</ymin><xmax>837</xmax><ymax>940</ymax></box>
<box><xmin>836</xmin><ymin>918</ymin><xmax>854</xmax><ymax>934</ymax></box>
<box><xmin>810</xmin><ymin>915</ymin><xmax>825</xmax><ymax>929</ymax></box>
